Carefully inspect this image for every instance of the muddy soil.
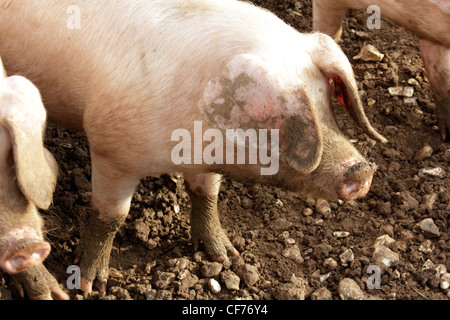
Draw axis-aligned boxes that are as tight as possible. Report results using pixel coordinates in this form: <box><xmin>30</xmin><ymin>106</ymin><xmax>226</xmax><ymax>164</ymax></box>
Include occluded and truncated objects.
<box><xmin>1</xmin><ymin>0</ymin><xmax>448</xmax><ymax>300</ymax></box>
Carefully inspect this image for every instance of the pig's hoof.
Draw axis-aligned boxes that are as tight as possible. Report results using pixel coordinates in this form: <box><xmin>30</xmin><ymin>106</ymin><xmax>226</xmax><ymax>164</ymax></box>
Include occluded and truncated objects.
<box><xmin>11</xmin><ymin>264</ymin><xmax>69</xmax><ymax>300</ymax></box>
<box><xmin>192</xmin><ymin>230</ymin><xmax>240</xmax><ymax>263</ymax></box>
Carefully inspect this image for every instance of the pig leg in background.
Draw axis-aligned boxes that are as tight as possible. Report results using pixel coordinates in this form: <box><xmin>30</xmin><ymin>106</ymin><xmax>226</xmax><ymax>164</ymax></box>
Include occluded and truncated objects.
<box><xmin>75</xmin><ymin>153</ymin><xmax>139</xmax><ymax>293</ymax></box>
<box><xmin>10</xmin><ymin>264</ymin><xmax>68</xmax><ymax>300</ymax></box>
<box><xmin>312</xmin><ymin>0</ymin><xmax>348</xmax><ymax>41</ymax></box>
<box><xmin>419</xmin><ymin>40</ymin><xmax>450</xmax><ymax>140</ymax></box>
<box><xmin>184</xmin><ymin>173</ymin><xmax>239</xmax><ymax>263</ymax></box>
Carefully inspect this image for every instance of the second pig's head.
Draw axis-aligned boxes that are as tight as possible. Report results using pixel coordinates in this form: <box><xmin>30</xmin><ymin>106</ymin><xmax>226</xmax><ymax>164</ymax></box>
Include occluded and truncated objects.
<box><xmin>201</xmin><ymin>33</ymin><xmax>387</xmax><ymax>201</ymax></box>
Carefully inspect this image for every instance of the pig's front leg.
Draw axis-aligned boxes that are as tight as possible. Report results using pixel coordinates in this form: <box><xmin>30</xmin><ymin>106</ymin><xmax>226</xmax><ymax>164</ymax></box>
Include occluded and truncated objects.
<box><xmin>419</xmin><ymin>39</ymin><xmax>450</xmax><ymax>140</ymax></box>
<box><xmin>184</xmin><ymin>173</ymin><xmax>239</xmax><ymax>263</ymax></box>
<box><xmin>76</xmin><ymin>153</ymin><xmax>139</xmax><ymax>293</ymax></box>
<box><xmin>11</xmin><ymin>264</ymin><xmax>69</xmax><ymax>300</ymax></box>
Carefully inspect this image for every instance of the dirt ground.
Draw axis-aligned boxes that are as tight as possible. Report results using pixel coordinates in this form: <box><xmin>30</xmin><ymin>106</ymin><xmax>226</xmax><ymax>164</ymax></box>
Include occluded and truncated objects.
<box><xmin>1</xmin><ymin>0</ymin><xmax>448</xmax><ymax>300</ymax></box>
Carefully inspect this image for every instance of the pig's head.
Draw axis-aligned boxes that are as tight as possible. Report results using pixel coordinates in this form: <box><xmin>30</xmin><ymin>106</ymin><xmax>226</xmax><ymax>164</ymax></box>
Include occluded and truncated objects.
<box><xmin>201</xmin><ymin>33</ymin><xmax>386</xmax><ymax>201</ymax></box>
<box><xmin>0</xmin><ymin>65</ymin><xmax>58</xmax><ymax>274</ymax></box>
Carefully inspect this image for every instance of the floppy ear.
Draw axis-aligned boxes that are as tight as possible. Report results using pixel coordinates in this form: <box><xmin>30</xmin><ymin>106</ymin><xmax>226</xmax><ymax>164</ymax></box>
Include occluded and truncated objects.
<box><xmin>308</xmin><ymin>33</ymin><xmax>387</xmax><ymax>143</ymax></box>
<box><xmin>202</xmin><ymin>54</ymin><xmax>323</xmax><ymax>174</ymax></box>
<box><xmin>0</xmin><ymin>76</ymin><xmax>58</xmax><ymax>209</ymax></box>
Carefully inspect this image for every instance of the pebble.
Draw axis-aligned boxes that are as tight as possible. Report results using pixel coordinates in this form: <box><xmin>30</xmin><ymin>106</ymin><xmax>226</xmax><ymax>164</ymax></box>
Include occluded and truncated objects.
<box><xmin>403</xmin><ymin>97</ymin><xmax>417</xmax><ymax>105</ymax></box>
<box><xmin>421</xmin><ymin>193</ymin><xmax>438</xmax><ymax>213</ymax></box>
<box><xmin>201</xmin><ymin>261</ymin><xmax>223</xmax><ymax>278</ymax></box>
<box><xmin>303</xmin><ymin>208</ymin><xmax>313</xmax><ymax>216</ymax></box>
<box><xmin>418</xmin><ymin>167</ymin><xmax>445</xmax><ymax>179</ymax></box>
<box><xmin>338</xmin><ymin>278</ymin><xmax>365</xmax><ymax>300</ymax></box>
<box><xmin>374</xmin><ymin>235</ymin><xmax>396</xmax><ymax>248</ymax></box>
<box><xmin>444</xmin><ymin>149</ymin><xmax>450</xmax><ymax>161</ymax></box>
<box><xmin>221</xmin><ymin>270</ymin><xmax>240</xmax><ymax>291</ymax></box>
<box><xmin>418</xmin><ymin>240</ymin><xmax>433</xmax><ymax>254</ymax></box>
<box><xmin>339</xmin><ymin>248</ymin><xmax>355</xmax><ymax>264</ymax></box>
<box><xmin>154</xmin><ymin>271</ymin><xmax>176</xmax><ymax>289</ymax></box>
<box><xmin>414</xmin><ymin>144</ymin><xmax>433</xmax><ymax>161</ymax></box>
<box><xmin>274</xmin><ymin>274</ymin><xmax>309</xmax><ymax>300</ymax></box>
<box><xmin>388</xmin><ymin>86</ymin><xmax>414</xmax><ymax>97</ymax></box>
<box><xmin>323</xmin><ymin>257</ymin><xmax>338</xmax><ymax>270</ymax></box>
<box><xmin>236</xmin><ymin>264</ymin><xmax>259</xmax><ymax>286</ymax></box>
<box><xmin>353</xmin><ymin>44</ymin><xmax>384</xmax><ymax>62</ymax></box>
<box><xmin>333</xmin><ymin>231</ymin><xmax>350</xmax><ymax>238</ymax></box>
<box><xmin>440</xmin><ymin>273</ymin><xmax>450</xmax><ymax>290</ymax></box>
<box><xmin>396</xmin><ymin>191</ymin><xmax>419</xmax><ymax>211</ymax></box>
<box><xmin>208</xmin><ymin>278</ymin><xmax>221</xmax><ymax>294</ymax></box>
<box><xmin>282</xmin><ymin>245</ymin><xmax>304</xmax><ymax>264</ymax></box>
<box><xmin>311</xmin><ymin>287</ymin><xmax>333</xmax><ymax>300</ymax></box>
<box><xmin>372</xmin><ymin>244</ymin><xmax>400</xmax><ymax>269</ymax></box>
<box><xmin>312</xmin><ymin>270</ymin><xmax>331</xmax><ymax>283</ymax></box>
<box><xmin>316</xmin><ymin>199</ymin><xmax>332</xmax><ymax>218</ymax></box>
<box><xmin>413</xmin><ymin>218</ymin><xmax>440</xmax><ymax>238</ymax></box>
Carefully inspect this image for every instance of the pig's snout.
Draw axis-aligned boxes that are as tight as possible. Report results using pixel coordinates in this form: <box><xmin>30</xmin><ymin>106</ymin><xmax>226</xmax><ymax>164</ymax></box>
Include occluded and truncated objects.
<box><xmin>337</xmin><ymin>159</ymin><xmax>377</xmax><ymax>201</ymax></box>
<box><xmin>0</xmin><ymin>227</ymin><xmax>51</xmax><ymax>274</ymax></box>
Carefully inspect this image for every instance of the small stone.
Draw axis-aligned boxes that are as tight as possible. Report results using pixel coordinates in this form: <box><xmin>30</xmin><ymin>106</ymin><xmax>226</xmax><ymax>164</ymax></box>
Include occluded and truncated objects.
<box><xmin>414</xmin><ymin>145</ymin><xmax>433</xmax><ymax>161</ymax></box>
<box><xmin>312</xmin><ymin>270</ymin><xmax>331</xmax><ymax>283</ymax></box>
<box><xmin>274</xmin><ymin>274</ymin><xmax>309</xmax><ymax>300</ymax></box>
<box><xmin>316</xmin><ymin>199</ymin><xmax>331</xmax><ymax>217</ymax></box>
<box><xmin>282</xmin><ymin>245</ymin><xmax>304</xmax><ymax>264</ymax></box>
<box><xmin>374</xmin><ymin>235</ymin><xmax>396</xmax><ymax>248</ymax></box>
<box><xmin>275</xmin><ymin>199</ymin><xmax>284</xmax><ymax>208</ymax></box>
<box><xmin>156</xmin><ymin>290</ymin><xmax>173</xmax><ymax>300</ymax></box>
<box><xmin>323</xmin><ymin>257</ymin><xmax>338</xmax><ymax>270</ymax></box>
<box><xmin>444</xmin><ymin>149</ymin><xmax>450</xmax><ymax>161</ymax></box>
<box><xmin>303</xmin><ymin>208</ymin><xmax>314</xmax><ymax>216</ymax></box>
<box><xmin>200</xmin><ymin>261</ymin><xmax>223</xmax><ymax>278</ymax></box>
<box><xmin>154</xmin><ymin>271</ymin><xmax>176</xmax><ymax>289</ymax></box>
<box><xmin>208</xmin><ymin>278</ymin><xmax>221</xmax><ymax>294</ymax></box>
<box><xmin>372</xmin><ymin>244</ymin><xmax>400</xmax><ymax>269</ymax></box>
<box><xmin>339</xmin><ymin>248</ymin><xmax>354</xmax><ymax>264</ymax></box>
<box><xmin>440</xmin><ymin>273</ymin><xmax>450</xmax><ymax>290</ymax></box>
<box><xmin>388</xmin><ymin>86</ymin><xmax>414</xmax><ymax>97</ymax></box>
<box><xmin>413</xmin><ymin>218</ymin><xmax>440</xmax><ymax>238</ymax></box>
<box><xmin>236</xmin><ymin>264</ymin><xmax>259</xmax><ymax>286</ymax></box>
<box><xmin>221</xmin><ymin>270</ymin><xmax>240</xmax><ymax>291</ymax></box>
<box><xmin>420</xmin><ymin>193</ymin><xmax>438</xmax><ymax>213</ymax></box>
<box><xmin>396</xmin><ymin>191</ymin><xmax>419</xmax><ymax>211</ymax></box>
<box><xmin>407</xmin><ymin>78</ymin><xmax>420</xmax><ymax>88</ymax></box>
<box><xmin>418</xmin><ymin>167</ymin><xmax>445</xmax><ymax>179</ymax></box>
<box><xmin>145</xmin><ymin>289</ymin><xmax>157</xmax><ymax>300</ymax></box>
<box><xmin>311</xmin><ymin>287</ymin><xmax>333</xmax><ymax>300</ymax></box>
<box><xmin>333</xmin><ymin>231</ymin><xmax>350</xmax><ymax>238</ymax></box>
<box><xmin>383</xmin><ymin>225</ymin><xmax>394</xmax><ymax>237</ymax></box>
<box><xmin>338</xmin><ymin>278</ymin><xmax>365</xmax><ymax>300</ymax></box>
<box><xmin>403</xmin><ymin>97</ymin><xmax>417</xmax><ymax>105</ymax></box>
<box><xmin>193</xmin><ymin>251</ymin><xmax>207</xmax><ymax>263</ymax></box>
<box><xmin>418</xmin><ymin>240</ymin><xmax>433</xmax><ymax>254</ymax></box>
<box><xmin>353</xmin><ymin>44</ymin><xmax>384</xmax><ymax>62</ymax></box>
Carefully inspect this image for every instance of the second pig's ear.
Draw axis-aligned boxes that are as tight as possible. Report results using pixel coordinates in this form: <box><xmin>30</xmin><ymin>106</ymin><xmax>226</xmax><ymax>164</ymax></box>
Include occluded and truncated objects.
<box><xmin>307</xmin><ymin>33</ymin><xmax>387</xmax><ymax>143</ymax></box>
<box><xmin>1</xmin><ymin>76</ymin><xmax>58</xmax><ymax>209</ymax></box>
<box><xmin>202</xmin><ymin>54</ymin><xmax>323</xmax><ymax>174</ymax></box>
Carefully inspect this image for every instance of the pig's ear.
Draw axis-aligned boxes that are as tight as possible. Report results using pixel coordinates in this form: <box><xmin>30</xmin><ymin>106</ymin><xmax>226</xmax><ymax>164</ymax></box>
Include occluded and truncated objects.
<box><xmin>309</xmin><ymin>33</ymin><xmax>387</xmax><ymax>143</ymax></box>
<box><xmin>1</xmin><ymin>76</ymin><xmax>58</xmax><ymax>209</ymax></box>
<box><xmin>0</xmin><ymin>57</ymin><xmax>6</xmax><ymax>79</ymax></box>
<box><xmin>202</xmin><ymin>54</ymin><xmax>323</xmax><ymax>174</ymax></box>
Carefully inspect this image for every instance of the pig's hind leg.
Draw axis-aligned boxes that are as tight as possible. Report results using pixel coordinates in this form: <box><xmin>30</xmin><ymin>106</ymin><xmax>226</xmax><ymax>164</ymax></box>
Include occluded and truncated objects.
<box><xmin>184</xmin><ymin>172</ymin><xmax>239</xmax><ymax>263</ymax></box>
<box><xmin>76</xmin><ymin>152</ymin><xmax>140</xmax><ymax>294</ymax></box>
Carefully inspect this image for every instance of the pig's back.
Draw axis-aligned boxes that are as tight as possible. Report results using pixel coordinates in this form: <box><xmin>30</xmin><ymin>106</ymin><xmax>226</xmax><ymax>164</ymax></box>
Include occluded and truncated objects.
<box><xmin>0</xmin><ymin>0</ymin><xmax>298</xmax><ymax>132</ymax></box>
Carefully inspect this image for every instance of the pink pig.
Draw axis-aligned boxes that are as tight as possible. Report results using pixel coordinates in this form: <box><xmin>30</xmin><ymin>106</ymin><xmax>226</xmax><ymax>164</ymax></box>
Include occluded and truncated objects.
<box><xmin>0</xmin><ymin>0</ymin><xmax>386</xmax><ymax>295</ymax></box>
<box><xmin>0</xmin><ymin>58</ymin><xmax>68</xmax><ymax>299</ymax></box>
